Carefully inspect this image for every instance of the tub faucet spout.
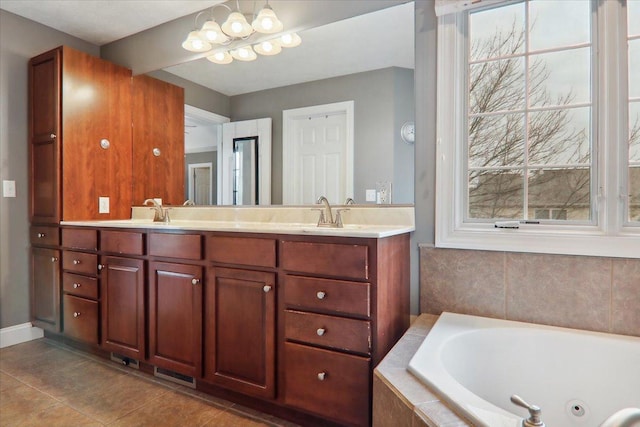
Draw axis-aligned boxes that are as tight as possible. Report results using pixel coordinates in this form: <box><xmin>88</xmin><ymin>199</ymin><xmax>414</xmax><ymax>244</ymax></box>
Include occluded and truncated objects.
<box><xmin>600</xmin><ymin>408</ymin><xmax>640</xmax><ymax>427</ymax></box>
<box><xmin>511</xmin><ymin>395</ymin><xmax>545</xmax><ymax>427</ymax></box>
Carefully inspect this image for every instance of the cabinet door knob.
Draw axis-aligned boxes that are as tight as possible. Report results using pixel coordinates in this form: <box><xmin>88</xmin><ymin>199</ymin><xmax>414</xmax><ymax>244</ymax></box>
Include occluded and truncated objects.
<box><xmin>73</xmin><ymin>312</ymin><xmax>81</xmax><ymax>318</ymax></box>
<box><xmin>316</xmin><ymin>291</ymin><xmax>326</xmax><ymax>300</ymax></box>
<box><xmin>50</xmin><ymin>133</ymin><xmax>57</xmax><ymax>140</ymax></box>
<box><xmin>317</xmin><ymin>372</ymin><xmax>326</xmax><ymax>381</ymax></box>
<box><xmin>316</xmin><ymin>328</ymin><xmax>326</xmax><ymax>336</ymax></box>
<box><xmin>51</xmin><ymin>257</ymin><xmax>58</xmax><ymax>263</ymax></box>
<box><xmin>263</xmin><ymin>285</ymin><xmax>272</xmax><ymax>293</ymax></box>
<box><xmin>73</xmin><ymin>283</ymin><xmax>81</xmax><ymax>289</ymax></box>
<box><xmin>73</xmin><ymin>259</ymin><xmax>81</xmax><ymax>265</ymax></box>
<box><xmin>37</xmin><ymin>232</ymin><xmax>46</xmax><ymax>238</ymax></box>
<box><xmin>192</xmin><ymin>278</ymin><xmax>200</xmax><ymax>285</ymax></box>
<box><xmin>97</xmin><ymin>264</ymin><xmax>104</xmax><ymax>270</ymax></box>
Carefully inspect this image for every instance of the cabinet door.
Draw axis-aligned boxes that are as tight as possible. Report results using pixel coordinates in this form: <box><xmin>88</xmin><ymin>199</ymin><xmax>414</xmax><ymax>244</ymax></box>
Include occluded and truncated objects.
<box><xmin>148</xmin><ymin>261</ymin><xmax>202</xmax><ymax>377</ymax></box>
<box><xmin>31</xmin><ymin>247</ymin><xmax>61</xmax><ymax>332</ymax></box>
<box><xmin>203</xmin><ymin>267</ymin><xmax>276</xmax><ymax>399</ymax></box>
<box><xmin>101</xmin><ymin>256</ymin><xmax>145</xmax><ymax>360</ymax></box>
<box><xmin>132</xmin><ymin>75</ymin><xmax>184</xmax><ymax>205</ymax></box>
<box><xmin>29</xmin><ymin>48</ymin><xmax>61</xmax><ymax>223</ymax></box>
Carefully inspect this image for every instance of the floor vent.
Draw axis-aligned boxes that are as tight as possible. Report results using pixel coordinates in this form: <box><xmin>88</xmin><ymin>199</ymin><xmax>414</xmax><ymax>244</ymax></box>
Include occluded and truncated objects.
<box><xmin>110</xmin><ymin>353</ymin><xmax>139</xmax><ymax>369</ymax></box>
<box><xmin>154</xmin><ymin>366</ymin><xmax>196</xmax><ymax>388</ymax></box>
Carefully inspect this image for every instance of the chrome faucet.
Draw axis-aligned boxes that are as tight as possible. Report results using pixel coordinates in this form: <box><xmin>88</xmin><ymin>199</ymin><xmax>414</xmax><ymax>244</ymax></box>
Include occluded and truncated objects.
<box><xmin>314</xmin><ymin>196</ymin><xmax>349</xmax><ymax>228</ymax></box>
<box><xmin>511</xmin><ymin>395</ymin><xmax>545</xmax><ymax>427</ymax></box>
<box><xmin>143</xmin><ymin>199</ymin><xmax>170</xmax><ymax>223</ymax></box>
<box><xmin>345</xmin><ymin>197</ymin><xmax>356</xmax><ymax>205</ymax></box>
<box><xmin>600</xmin><ymin>408</ymin><xmax>640</xmax><ymax>427</ymax></box>
<box><xmin>183</xmin><ymin>199</ymin><xmax>195</xmax><ymax>206</ymax></box>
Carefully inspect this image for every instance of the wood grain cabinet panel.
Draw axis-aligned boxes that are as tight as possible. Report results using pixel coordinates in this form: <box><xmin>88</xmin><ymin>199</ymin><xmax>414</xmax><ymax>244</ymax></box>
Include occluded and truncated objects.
<box><xmin>101</xmin><ymin>230</ymin><xmax>144</xmax><ymax>255</ymax></box>
<box><xmin>281</xmin><ymin>241</ymin><xmax>368</xmax><ymax>280</ymax></box>
<box><xmin>61</xmin><ymin>228</ymin><xmax>97</xmax><ymax>251</ymax></box>
<box><xmin>149</xmin><ymin>233</ymin><xmax>201</xmax><ymax>260</ymax></box>
<box><xmin>284</xmin><ymin>342</ymin><xmax>370</xmax><ymax>427</ymax></box>
<box><xmin>206</xmin><ymin>235</ymin><xmax>276</xmax><ymax>268</ymax></box>
<box><xmin>31</xmin><ymin>247</ymin><xmax>61</xmax><ymax>332</ymax></box>
<box><xmin>62</xmin><ymin>273</ymin><xmax>98</xmax><ymax>299</ymax></box>
<box><xmin>284</xmin><ymin>275</ymin><xmax>370</xmax><ymax>317</ymax></box>
<box><xmin>203</xmin><ymin>267</ymin><xmax>276</xmax><ymax>399</ymax></box>
<box><xmin>63</xmin><ymin>294</ymin><xmax>99</xmax><ymax>344</ymax></box>
<box><xmin>62</xmin><ymin>251</ymin><xmax>97</xmax><ymax>276</ymax></box>
<box><xmin>30</xmin><ymin>226</ymin><xmax>60</xmax><ymax>246</ymax></box>
<box><xmin>101</xmin><ymin>256</ymin><xmax>145</xmax><ymax>360</ymax></box>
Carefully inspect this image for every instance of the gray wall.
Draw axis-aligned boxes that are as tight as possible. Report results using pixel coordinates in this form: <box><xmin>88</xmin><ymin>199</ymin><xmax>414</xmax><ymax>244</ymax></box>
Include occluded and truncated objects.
<box><xmin>230</xmin><ymin>67</ymin><xmax>415</xmax><ymax>205</ymax></box>
<box><xmin>0</xmin><ymin>10</ymin><xmax>99</xmax><ymax>328</ymax></box>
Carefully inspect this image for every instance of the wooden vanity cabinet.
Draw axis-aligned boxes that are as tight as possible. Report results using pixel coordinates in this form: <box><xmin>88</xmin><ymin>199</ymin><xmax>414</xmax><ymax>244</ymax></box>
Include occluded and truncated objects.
<box><xmin>30</xmin><ymin>226</ymin><xmax>61</xmax><ymax>332</ymax></box>
<box><xmin>29</xmin><ymin>46</ymin><xmax>133</xmax><ymax>222</ymax></box>
<box><xmin>61</xmin><ymin>228</ymin><xmax>100</xmax><ymax>344</ymax></box>
<box><xmin>100</xmin><ymin>230</ymin><xmax>146</xmax><ymax>361</ymax></box>
<box><xmin>132</xmin><ymin>75</ymin><xmax>185</xmax><ymax>206</ymax></box>
<box><xmin>203</xmin><ymin>235</ymin><xmax>277</xmax><ymax>399</ymax></box>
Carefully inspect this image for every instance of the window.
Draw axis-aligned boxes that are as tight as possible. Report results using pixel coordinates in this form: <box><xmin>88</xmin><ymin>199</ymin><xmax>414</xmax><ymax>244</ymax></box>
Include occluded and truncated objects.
<box><xmin>436</xmin><ymin>0</ymin><xmax>640</xmax><ymax>258</ymax></box>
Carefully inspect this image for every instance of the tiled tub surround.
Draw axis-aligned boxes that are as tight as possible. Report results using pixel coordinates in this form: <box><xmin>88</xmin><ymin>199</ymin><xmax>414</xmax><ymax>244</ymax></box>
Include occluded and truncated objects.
<box><xmin>419</xmin><ymin>245</ymin><xmax>640</xmax><ymax>337</ymax></box>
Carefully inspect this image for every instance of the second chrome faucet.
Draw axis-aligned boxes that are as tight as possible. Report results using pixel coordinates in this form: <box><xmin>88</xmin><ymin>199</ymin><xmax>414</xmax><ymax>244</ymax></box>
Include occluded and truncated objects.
<box><xmin>314</xmin><ymin>196</ymin><xmax>348</xmax><ymax>228</ymax></box>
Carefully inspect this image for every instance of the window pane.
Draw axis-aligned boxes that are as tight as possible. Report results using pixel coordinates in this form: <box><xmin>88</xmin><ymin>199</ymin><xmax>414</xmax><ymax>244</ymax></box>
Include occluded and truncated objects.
<box><xmin>529</xmin><ymin>48</ymin><xmax>591</xmax><ymax>107</ymax></box>
<box><xmin>468</xmin><ymin>170</ymin><xmax>524</xmax><ymax>219</ymax></box>
<box><xmin>630</xmin><ymin>166</ymin><xmax>640</xmax><ymax>221</ymax></box>
<box><xmin>528</xmin><ymin>107</ymin><xmax>591</xmax><ymax>165</ymax></box>
<box><xmin>629</xmin><ymin>39</ymin><xmax>640</xmax><ymax>99</ymax></box>
<box><xmin>629</xmin><ymin>0</ymin><xmax>640</xmax><ymax>37</ymax></box>
<box><xmin>470</xmin><ymin>58</ymin><xmax>525</xmax><ymax>113</ymax></box>
<box><xmin>528</xmin><ymin>168</ymin><xmax>591</xmax><ymax>221</ymax></box>
<box><xmin>470</xmin><ymin>2</ymin><xmax>525</xmax><ymax>61</ymax></box>
<box><xmin>528</xmin><ymin>0</ymin><xmax>591</xmax><ymax>51</ymax></box>
<box><xmin>469</xmin><ymin>114</ymin><xmax>525</xmax><ymax>167</ymax></box>
<box><xmin>630</xmin><ymin>102</ymin><xmax>640</xmax><ymax>162</ymax></box>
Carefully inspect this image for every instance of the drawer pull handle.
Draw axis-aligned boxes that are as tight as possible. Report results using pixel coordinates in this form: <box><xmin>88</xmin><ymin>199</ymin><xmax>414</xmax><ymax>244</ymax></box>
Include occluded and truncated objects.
<box><xmin>316</xmin><ymin>328</ymin><xmax>326</xmax><ymax>336</ymax></box>
<box><xmin>316</xmin><ymin>291</ymin><xmax>326</xmax><ymax>300</ymax></box>
<box><xmin>73</xmin><ymin>259</ymin><xmax>81</xmax><ymax>265</ymax></box>
<box><xmin>73</xmin><ymin>312</ymin><xmax>81</xmax><ymax>318</ymax></box>
<box><xmin>263</xmin><ymin>285</ymin><xmax>272</xmax><ymax>293</ymax></box>
<box><xmin>50</xmin><ymin>133</ymin><xmax>57</xmax><ymax>140</ymax></box>
<box><xmin>98</xmin><ymin>264</ymin><xmax>104</xmax><ymax>270</ymax></box>
<box><xmin>51</xmin><ymin>257</ymin><xmax>58</xmax><ymax>263</ymax></box>
<box><xmin>192</xmin><ymin>278</ymin><xmax>200</xmax><ymax>285</ymax></box>
<box><xmin>73</xmin><ymin>283</ymin><xmax>81</xmax><ymax>289</ymax></box>
<box><xmin>317</xmin><ymin>372</ymin><xmax>326</xmax><ymax>381</ymax></box>
<box><xmin>37</xmin><ymin>232</ymin><xmax>46</xmax><ymax>238</ymax></box>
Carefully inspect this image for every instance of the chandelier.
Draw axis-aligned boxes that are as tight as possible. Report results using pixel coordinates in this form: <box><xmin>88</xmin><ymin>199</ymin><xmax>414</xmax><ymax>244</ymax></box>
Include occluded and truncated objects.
<box><xmin>182</xmin><ymin>0</ymin><xmax>302</xmax><ymax>65</ymax></box>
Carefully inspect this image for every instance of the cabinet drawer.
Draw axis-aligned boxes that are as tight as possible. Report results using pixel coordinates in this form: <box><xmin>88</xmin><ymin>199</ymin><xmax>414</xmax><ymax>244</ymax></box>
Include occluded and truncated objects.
<box><xmin>207</xmin><ymin>236</ymin><xmax>275</xmax><ymax>268</ymax></box>
<box><xmin>101</xmin><ymin>230</ymin><xmax>144</xmax><ymax>255</ymax></box>
<box><xmin>63</xmin><ymin>295</ymin><xmax>99</xmax><ymax>344</ymax></box>
<box><xmin>30</xmin><ymin>226</ymin><xmax>59</xmax><ymax>246</ymax></box>
<box><xmin>62</xmin><ymin>228</ymin><xmax>97</xmax><ymax>251</ymax></box>
<box><xmin>62</xmin><ymin>251</ymin><xmax>97</xmax><ymax>275</ymax></box>
<box><xmin>149</xmin><ymin>233</ymin><xmax>201</xmax><ymax>260</ymax></box>
<box><xmin>62</xmin><ymin>273</ymin><xmax>98</xmax><ymax>299</ymax></box>
<box><xmin>285</xmin><ymin>310</ymin><xmax>371</xmax><ymax>354</ymax></box>
<box><xmin>281</xmin><ymin>241</ymin><xmax>368</xmax><ymax>280</ymax></box>
<box><xmin>284</xmin><ymin>342</ymin><xmax>370</xmax><ymax>427</ymax></box>
<box><xmin>285</xmin><ymin>275</ymin><xmax>370</xmax><ymax>317</ymax></box>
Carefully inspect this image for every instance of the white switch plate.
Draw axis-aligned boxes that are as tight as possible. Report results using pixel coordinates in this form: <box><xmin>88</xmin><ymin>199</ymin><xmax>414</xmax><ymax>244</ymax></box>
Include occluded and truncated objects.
<box><xmin>3</xmin><ymin>180</ymin><xmax>16</xmax><ymax>198</ymax></box>
<box><xmin>365</xmin><ymin>189</ymin><xmax>376</xmax><ymax>202</ymax></box>
<box><xmin>99</xmin><ymin>197</ymin><xmax>110</xmax><ymax>213</ymax></box>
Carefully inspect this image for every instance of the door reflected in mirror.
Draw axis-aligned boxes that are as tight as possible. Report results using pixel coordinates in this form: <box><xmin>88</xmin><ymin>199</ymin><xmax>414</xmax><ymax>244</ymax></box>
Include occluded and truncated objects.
<box><xmin>233</xmin><ymin>136</ymin><xmax>259</xmax><ymax>205</ymax></box>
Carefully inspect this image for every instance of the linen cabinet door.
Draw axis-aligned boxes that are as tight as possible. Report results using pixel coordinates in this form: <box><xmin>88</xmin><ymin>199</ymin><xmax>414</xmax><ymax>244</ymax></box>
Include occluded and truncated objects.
<box><xmin>203</xmin><ymin>267</ymin><xmax>276</xmax><ymax>399</ymax></box>
<box><xmin>101</xmin><ymin>256</ymin><xmax>145</xmax><ymax>360</ymax></box>
<box><xmin>148</xmin><ymin>261</ymin><xmax>202</xmax><ymax>377</ymax></box>
<box><xmin>30</xmin><ymin>247</ymin><xmax>61</xmax><ymax>332</ymax></box>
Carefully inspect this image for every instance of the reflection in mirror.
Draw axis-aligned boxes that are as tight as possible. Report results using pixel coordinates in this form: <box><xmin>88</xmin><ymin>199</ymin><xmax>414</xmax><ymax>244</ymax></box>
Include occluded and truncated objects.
<box><xmin>233</xmin><ymin>136</ymin><xmax>259</xmax><ymax>205</ymax></box>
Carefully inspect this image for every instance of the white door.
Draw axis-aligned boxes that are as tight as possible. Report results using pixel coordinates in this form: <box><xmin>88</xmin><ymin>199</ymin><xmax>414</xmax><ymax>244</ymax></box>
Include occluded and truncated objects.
<box><xmin>283</xmin><ymin>101</ymin><xmax>354</xmax><ymax>205</ymax></box>
<box><xmin>188</xmin><ymin>162</ymin><xmax>212</xmax><ymax>205</ymax></box>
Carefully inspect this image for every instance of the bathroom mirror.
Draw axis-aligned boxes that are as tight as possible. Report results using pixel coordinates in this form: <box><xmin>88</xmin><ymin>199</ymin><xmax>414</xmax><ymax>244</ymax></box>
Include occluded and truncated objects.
<box><xmin>232</xmin><ymin>136</ymin><xmax>259</xmax><ymax>205</ymax></box>
<box><xmin>168</xmin><ymin>2</ymin><xmax>415</xmax><ymax>205</ymax></box>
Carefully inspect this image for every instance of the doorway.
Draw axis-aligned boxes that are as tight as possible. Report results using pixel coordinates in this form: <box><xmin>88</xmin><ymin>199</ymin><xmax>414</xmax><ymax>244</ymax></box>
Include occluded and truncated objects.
<box><xmin>188</xmin><ymin>162</ymin><xmax>213</xmax><ymax>205</ymax></box>
<box><xmin>282</xmin><ymin>101</ymin><xmax>354</xmax><ymax>205</ymax></box>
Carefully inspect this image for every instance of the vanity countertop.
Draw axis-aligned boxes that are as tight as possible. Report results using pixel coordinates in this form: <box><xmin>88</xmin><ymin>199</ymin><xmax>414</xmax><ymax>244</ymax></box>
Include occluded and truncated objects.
<box><xmin>61</xmin><ymin>205</ymin><xmax>415</xmax><ymax>238</ymax></box>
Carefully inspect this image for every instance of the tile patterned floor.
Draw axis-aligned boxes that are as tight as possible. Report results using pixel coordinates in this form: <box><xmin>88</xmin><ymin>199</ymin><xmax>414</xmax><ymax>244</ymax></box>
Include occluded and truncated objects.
<box><xmin>0</xmin><ymin>339</ymin><xmax>300</xmax><ymax>427</ymax></box>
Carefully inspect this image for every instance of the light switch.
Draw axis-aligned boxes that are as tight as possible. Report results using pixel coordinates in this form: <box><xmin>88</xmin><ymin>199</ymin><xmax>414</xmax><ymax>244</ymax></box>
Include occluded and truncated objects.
<box><xmin>3</xmin><ymin>180</ymin><xmax>16</xmax><ymax>198</ymax></box>
<box><xmin>365</xmin><ymin>189</ymin><xmax>376</xmax><ymax>202</ymax></box>
<box><xmin>99</xmin><ymin>197</ymin><xmax>110</xmax><ymax>213</ymax></box>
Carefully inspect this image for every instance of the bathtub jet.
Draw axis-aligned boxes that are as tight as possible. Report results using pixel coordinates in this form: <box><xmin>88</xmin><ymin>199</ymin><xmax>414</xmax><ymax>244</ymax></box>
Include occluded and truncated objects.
<box><xmin>407</xmin><ymin>313</ymin><xmax>640</xmax><ymax>427</ymax></box>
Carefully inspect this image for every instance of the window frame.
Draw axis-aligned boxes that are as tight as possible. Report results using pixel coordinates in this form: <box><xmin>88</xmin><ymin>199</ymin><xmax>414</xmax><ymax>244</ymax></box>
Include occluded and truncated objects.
<box><xmin>435</xmin><ymin>0</ymin><xmax>640</xmax><ymax>258</ymax></box>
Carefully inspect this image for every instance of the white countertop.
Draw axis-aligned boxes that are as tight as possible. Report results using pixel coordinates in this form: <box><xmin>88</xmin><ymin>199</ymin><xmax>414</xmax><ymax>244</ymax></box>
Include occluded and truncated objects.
<box><xmin>61</xmin><ymin>206</ymin><xmax>415</xmax><ymax>238</ymax></box>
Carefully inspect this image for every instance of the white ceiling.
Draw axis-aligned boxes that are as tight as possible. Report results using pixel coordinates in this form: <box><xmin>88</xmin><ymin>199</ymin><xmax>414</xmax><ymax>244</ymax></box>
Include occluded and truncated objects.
<box><xmin>0</xmin><ymin>0</ymin><xmax>414</xmax><ymax>96</ymax></box>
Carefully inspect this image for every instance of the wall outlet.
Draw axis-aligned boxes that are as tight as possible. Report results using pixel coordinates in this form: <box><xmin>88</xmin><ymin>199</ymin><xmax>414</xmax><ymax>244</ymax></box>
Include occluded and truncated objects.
<box><xmin>99</xmin><ymin>197</ymin><xmax>110</xmax><ymax>213</ymax></box>
<box><xmin>376</xmin><ymin>181</ymin><xmax>392</xmax><ymax>204</ymax></box>
<box><xmin>365</xmin><ymin>189</ymin><xmax>376</xmax><ymax>202</ymax></box>
<box><xmin>2</xmin><ymin>180</ymin><xmax>16</xmax><ymax>198</ymax></box>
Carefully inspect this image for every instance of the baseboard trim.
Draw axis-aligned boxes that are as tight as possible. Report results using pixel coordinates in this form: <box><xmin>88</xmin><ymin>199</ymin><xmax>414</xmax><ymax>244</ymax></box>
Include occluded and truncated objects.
<box><xmin>0</xmin><ymin>322</ymin><xmax>44</xmax><ymax>348</ymax></box>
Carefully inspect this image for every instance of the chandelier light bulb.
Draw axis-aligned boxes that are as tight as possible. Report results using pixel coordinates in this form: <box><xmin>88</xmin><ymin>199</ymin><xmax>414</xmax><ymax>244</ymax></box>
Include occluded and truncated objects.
<box><xmin>200</xmin><ymin>20</ymin><xmax>229</xmax><ymax>44</ymax></box>
<box><xmin>254</xmin><ymin>39</ymin><xmax>282</xmax><ymax>56</ymax></box>
<box><xmin>222</xmin><ymin>12</ymin><xmax>253</xmax><ymax>38</ymax></box>
<box><xmin>279</xmin><ymin>32</ymin><xmax>302</xmax><ymax>48</ymax></box>
<box><xmin>206</xmin><ymin>50</ymin><xmax>233</xmax><ymax>64</ymax></box>
<box><xmin>182</xmin><ymin>30</ymin><xmax>212</xmax><ymax>52</ymax></box>
<box><xmin>252</xmin><ymin>5</ymin><xmax>283</xmax><ymax>34</ymax></box>
<box><xmin>231</xmin><ymin>46</ymin><xmax>257</xmax><ymax>61</ymax></box>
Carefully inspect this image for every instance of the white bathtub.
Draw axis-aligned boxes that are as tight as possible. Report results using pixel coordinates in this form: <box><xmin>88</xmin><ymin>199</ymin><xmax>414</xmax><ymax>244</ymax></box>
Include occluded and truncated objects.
<box><xmin>408</xmin><ymin>313</ymin><xmax>640</xmax><ymax>427</ymax></box>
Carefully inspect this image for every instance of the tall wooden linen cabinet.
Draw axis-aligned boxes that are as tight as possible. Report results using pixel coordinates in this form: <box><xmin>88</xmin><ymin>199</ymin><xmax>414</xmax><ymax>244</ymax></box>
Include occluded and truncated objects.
<box><xmin>28</xmin><ymin>46</ymin><xmax>185</xmax><ymax>333</ymax></box>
